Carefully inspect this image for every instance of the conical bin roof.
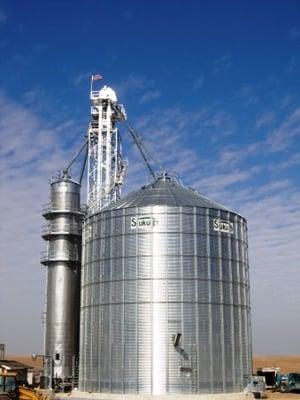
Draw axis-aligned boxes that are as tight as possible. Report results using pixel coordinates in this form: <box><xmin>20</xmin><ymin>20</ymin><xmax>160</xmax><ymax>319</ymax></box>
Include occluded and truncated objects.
<box><xmin>104</xmin><ymin>175</ymin><xmax>234</xmax><ymax>213</ymax></box>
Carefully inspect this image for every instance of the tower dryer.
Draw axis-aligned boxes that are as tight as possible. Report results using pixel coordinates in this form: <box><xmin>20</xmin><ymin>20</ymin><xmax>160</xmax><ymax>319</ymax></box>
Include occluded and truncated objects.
<box><xmin>41</xmin><ymin>175</ymin><xmax>83</xmax><ymax>382</ymax></box>
<box><xmin>87</xmin><ymin>81</ymin><xmax>127</xmax><ymax>214</ymax></box>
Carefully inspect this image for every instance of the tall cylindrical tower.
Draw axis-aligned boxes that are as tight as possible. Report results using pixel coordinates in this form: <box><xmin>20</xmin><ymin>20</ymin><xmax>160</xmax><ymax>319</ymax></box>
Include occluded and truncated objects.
<box><xmin>41</xmin><ymin>176</ymin><xmax>83</xmax><ymax>381</ymax></box>
<box><xmin>79</xmin><ymin>175</ymin><xmax>252</xmax><ymax>394</ymax></box>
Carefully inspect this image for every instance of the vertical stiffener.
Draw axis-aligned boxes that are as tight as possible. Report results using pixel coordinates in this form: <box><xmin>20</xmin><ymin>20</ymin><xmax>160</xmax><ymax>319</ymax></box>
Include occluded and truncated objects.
<box><xmin>41</xmin><ymin>176</ymin><xmax>83</xmax><ymax>381</ymax></box>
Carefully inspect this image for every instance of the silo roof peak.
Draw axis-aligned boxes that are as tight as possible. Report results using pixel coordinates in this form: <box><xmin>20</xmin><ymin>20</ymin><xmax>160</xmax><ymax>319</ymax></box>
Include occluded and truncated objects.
<box><xmin>103</xmin><ymin>175</ymin><xmax>238</xmax><ymax>214</ymax></box>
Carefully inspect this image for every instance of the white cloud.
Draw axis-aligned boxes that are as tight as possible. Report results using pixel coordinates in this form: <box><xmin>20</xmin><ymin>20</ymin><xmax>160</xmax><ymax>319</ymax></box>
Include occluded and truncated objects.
<box><xmin>0</xmin><ymin>7</ymin><xmax>7</xmax><ymax>23</ymax></box>
<box><xmin>216</xmin><ymin>106</ymin><xmax>300</xmax><ymax>168</ymax></box>
<box><xmin>275</xmin><ymin>152</ymin><xmax>300</xmax><ymax>169</ymax></box>
<box><xmin>193</xmin><ymin>76</ymin><xmax>204</xmax><ymax>90</ymax></box>
<box><xmin>122</xmin><ymin>10</ymin><xmax>133</xmax><ymax>20</ymax></box>
<box><xmin>73</xmin><ymin>72</ymin><xmax>90</xmax><ymax>86</ymax></box>
<box><xmin>139</xmin><ymin>90</ymin><xmax>161</xmax><ymax>104</ymax></box>
<box><xmin>115</xmin><ymin>74</ymin><xmax>149</xmax><ymax>100</ymax></box>
<box><xmin>266</xmin><ymin>107</ymin><xmax>300</xmax><ymax>151</ymax></box>
<box><xmin>212</xmin><ymin>53</ymin><xmax>232</xmax><ymax>75</ymax></box>
<box><xmin>193</xmin><ymin>169</ymin><xmax>256</xmax><ymax>194</ymax></box>
<box><xmin>286</xmin><ymin>56</ymin><xmax>296</xmax><ymax>73</ymax></box>
<box><xmin>237</xmin><ymin>84</ymin><xmax>259</xmax><ymax>106</ymax></box>
<box><xmin>140</xmin><ymin>105</ymin><xmax>236</xmax><ymax>142</ymax></box>
<box><xmin>255</xmin><ymin>111</ymin><xmax>275</xmax><ymax>130</ymax></box>
<box><xmin>281</xmin><ymin>94</ymin><xmax>296</xmax><ymax>108</ymax></box>
<box><xmin>217</xmin><ymin>143</ymin><xmax>260</xmax><ymax>167</ymax></box>
<box><xmin>289</xmin><ymin>27</ymin><xmax>300</xmax><ymax>40</ymax></box>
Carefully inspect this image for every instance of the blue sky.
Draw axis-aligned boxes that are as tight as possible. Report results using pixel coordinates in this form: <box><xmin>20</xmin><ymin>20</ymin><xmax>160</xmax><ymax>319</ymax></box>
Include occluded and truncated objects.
<box><xmin>0</xmin><ymin>1</ymin><xmax>299</xmax><ymax>356</ymax></box>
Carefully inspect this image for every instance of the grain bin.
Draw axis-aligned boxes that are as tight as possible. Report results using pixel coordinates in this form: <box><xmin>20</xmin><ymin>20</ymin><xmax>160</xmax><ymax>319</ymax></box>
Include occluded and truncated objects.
<box><xmin>79</xmin><ymin>175</ymin><xmax>252</xmax><ymax>394</ymax></box>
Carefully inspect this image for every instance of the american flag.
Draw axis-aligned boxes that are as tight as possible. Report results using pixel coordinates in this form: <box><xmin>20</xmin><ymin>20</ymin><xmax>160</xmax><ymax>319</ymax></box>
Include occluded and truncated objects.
<box><xmin>92</xmin><ymin>74</ymin><xmax>102</xmax><ymax>81</ymax></box>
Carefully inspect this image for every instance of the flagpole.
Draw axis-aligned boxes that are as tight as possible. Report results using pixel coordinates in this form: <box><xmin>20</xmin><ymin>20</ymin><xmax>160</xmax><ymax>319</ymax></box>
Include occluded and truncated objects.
<box><xmin>90</xmin><ymin>75</ymin><xmax>93</xmax><ymax>96</ymax></box>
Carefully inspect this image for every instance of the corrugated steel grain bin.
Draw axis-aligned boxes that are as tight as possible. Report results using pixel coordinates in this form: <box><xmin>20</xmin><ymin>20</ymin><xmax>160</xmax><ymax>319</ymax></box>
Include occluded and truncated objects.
<box><xmin>79</xmin><ymin>175</ymin><xmax>252</xmax><ymax>394</ymax></box>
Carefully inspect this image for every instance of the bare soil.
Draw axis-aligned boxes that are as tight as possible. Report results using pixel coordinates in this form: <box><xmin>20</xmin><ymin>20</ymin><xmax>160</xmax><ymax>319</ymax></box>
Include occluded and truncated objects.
<box><xmin>263</xmin><ymin>391</ymin><xmax>300</xmax><ymax>399</ymax></box>
<box><xmin>5</xmin><ymin>354</ymin><xmax>43</xmax><ymax>369</ymax></box>
<box><xmin>4</xmin><ymin>354</ymin><xmax>300</xmax><ymax>398</ymax></box>
<box><xmin>253</xmin><ymin>355</ymin><xmax>300</xmax><ymax>375</ymax></box>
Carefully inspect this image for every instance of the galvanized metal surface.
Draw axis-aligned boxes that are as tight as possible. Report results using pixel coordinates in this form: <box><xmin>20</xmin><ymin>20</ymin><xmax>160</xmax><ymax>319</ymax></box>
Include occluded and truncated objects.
<box><xmin>103</xmin><ymin>177</ymin><xmax>232</xmax><ymax>211</ymax></box>
<box><xmin>42</xmin><ymin>177</ymin><xmax>83</xmax><ymax>380</ymax></box>
<box><xmin>79</xmin><ymin>177</ymin><xmax>252</xmax><ymax>394</ymax></box>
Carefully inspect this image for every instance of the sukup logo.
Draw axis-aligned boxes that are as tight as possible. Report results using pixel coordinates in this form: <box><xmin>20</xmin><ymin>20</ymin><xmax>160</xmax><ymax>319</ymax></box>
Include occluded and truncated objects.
<box><xmin>130</xmin><ymin>216</ymin><xmax>159</xmax><ymax>229</ymax></box>
<box><xmin>213</xmin><ymin>218</ymin><xmax>234</xmax><ymax>234</ymax></box>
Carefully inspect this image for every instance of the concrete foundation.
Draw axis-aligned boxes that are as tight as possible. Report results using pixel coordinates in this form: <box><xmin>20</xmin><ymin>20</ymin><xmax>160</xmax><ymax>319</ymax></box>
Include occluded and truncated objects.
<box><xmin>55</xmin><ymin>391</ymin><xmax>254</xmax><ymax>400</ymax></box>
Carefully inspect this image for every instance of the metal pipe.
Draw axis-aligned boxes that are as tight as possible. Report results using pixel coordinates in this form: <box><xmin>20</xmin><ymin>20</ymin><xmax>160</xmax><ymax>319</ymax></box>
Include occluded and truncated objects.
<box><xmin>112</xmin><ymin>102</ymin><xmax>162</xmax><ymax>181</ymax></box>
<box><xmin>63</xmin><ymin>140</ymin><xmax>88</xmax><ymax>177</ymax></box>
<box><xmin>123</xmin><ymin>120</ymin><xmax>156</xmax><ymax>180</ymax></box>
<box><xmin>79</xmin><ymin>145</ymin><xmax>88</xmax><ymax>185</ymax></box>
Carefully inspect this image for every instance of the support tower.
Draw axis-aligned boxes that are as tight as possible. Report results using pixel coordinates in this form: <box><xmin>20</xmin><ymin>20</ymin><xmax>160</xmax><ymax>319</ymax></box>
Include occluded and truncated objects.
<box><xmin>87</xmin><ymin>82</ymin><xmax>126</xmax><ymax>213</ymax></box>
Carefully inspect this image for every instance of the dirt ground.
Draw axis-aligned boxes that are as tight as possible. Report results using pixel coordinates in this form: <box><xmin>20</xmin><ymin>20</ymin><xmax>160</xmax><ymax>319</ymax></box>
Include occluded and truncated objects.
<box><xmin>263</xmin><ymin>390</ymin><xmax>300</xmax><ymax>399</ymax></box>
<box><xmin>253</xmin><ymin>356</ymin><xmax>300</xmax><ymax>375</ymax></box>
<box><xmin>5</xmin><ymin>354</ymin><xmax>300</xmax><ymax>398</ymax></box>
<box><xmin>6</xmin><ymin>354</ymin><xmax>43</xmax><ymax>369</ymax></box>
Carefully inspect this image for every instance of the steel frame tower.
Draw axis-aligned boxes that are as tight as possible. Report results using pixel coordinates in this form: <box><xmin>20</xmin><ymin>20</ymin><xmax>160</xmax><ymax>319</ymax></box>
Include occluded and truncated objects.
<box><xmin>87</xmin><ymin>81</ymin><xmax>126</xmax><ymax>213</ymax></box>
